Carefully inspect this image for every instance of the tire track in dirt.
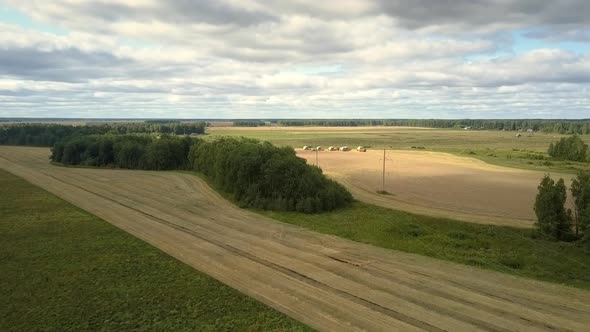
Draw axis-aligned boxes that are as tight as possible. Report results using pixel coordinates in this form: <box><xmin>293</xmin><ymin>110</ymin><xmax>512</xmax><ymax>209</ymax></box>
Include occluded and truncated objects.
<box><xmin>1</xmin><ymin>146</ymin><xmax>590</xmax><ymax>332</ymax></box>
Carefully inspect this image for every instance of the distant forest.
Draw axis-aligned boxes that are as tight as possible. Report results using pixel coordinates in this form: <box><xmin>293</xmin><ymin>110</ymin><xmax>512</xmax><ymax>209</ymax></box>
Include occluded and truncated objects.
<box><xmin>233</xmin><ymin>120</ymin><xmax>267</xmax><ymax>127</ymax></box>
<box><xmin>0</xmin><ymin>122</ymin><xmax>206</xmax><ymax>147</ymax></box>
<box><xmin>272</xmin><ymin>119</ymin><xmax>590</xmax><ymax>134</ymax></box>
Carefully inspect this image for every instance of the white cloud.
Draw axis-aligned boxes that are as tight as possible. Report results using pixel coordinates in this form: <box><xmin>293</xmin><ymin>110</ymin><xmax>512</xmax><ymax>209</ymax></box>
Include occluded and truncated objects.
<box><xmin>0</xmin><ymin>1</ymin><xmax>589</xmax><ymax>118</ymax></box>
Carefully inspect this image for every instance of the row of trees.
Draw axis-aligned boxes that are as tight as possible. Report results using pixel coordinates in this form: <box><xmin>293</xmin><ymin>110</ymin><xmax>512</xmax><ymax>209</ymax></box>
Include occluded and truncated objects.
<box><xmin>0</xmin><ymin>122</ymin><xmax>206</xmax><ymax>147</ymax></box>
<box><xmin>534</xmin><ymin>173</ymin><xmax>590</xmax><ymax>243</ymax></box>
<box><xmin>188</xmin><ymin>138</ymin><xmax>352</xmax><ymax>213</ymax></box>
<box><xmin>52</xmin><ymin>135</ymin><xmax>352</xmax><ymax>213</ymax></box>
<box><xmin>548</xmin><ymin>135</ymin><xmax>588</xmax><ymax>162</ymax></box>
<box><xmin>233</xmin><ymin>121</ymin><xmax>266</xmax><ymax>127</ymax></box>
<box><xmin>51</xmin><ymin>135</ymin><xmax>193</xmax><ymax>170</ymax></box>
<box><xmin>276</xmin><ymin>119</ymin><xmax>590</xmax><ymax>134</ymax></box>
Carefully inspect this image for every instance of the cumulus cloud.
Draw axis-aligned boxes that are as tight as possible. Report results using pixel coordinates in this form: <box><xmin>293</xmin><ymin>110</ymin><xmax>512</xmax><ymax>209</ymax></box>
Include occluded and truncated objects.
<box><xmin>0</xmin><ymin>1</ymin><xmax>588</xmax><ymax>118</ymax></box>
<box><xmin>375</xmin><ymin>0</ymin><xmax>589</xmax><ymax>30</ymax></box>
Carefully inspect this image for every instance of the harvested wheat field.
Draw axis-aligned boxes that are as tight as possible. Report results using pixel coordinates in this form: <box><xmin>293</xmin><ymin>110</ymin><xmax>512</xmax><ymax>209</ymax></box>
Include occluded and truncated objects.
<box><xmin>297</xmin><ymin>149</ymin><xmax>572</xmax><ymax>228</ymax></box>
<box><xmin>1</xmin><ymin>146</ymin><xmax>589</xmax><ymax>332</ymax></box>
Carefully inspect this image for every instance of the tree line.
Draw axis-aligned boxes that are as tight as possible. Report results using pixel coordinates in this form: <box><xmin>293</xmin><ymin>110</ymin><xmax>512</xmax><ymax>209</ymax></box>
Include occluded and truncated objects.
<box><xmin>188</xmin><ymin>137</ymin><xmax>352</xmax><ymax>213</ymax></box>
<box><xmin>535</xmin><ymin>173</ymin><xmax>590</xmax><ymax>244</ymax></box>
<box><xmin>0</xmin><ymin>122</ymin><xmax>206</xmax><ymax>147</ymax></box>
<box><xmin>51</xmin><ymin>135</ymin><xmax>352</xmax><ymax>213</ymax></box>
<box><xmin>275</xmin><ymin>119</ymin><xmax>590</xmax><ymax>134</ymax></box>
<box><xmin>51</xmin><ymin>134</ymin><xmax>193</xmax><ymax>170</ymax></box>
<box><xmin>233</xmin><ymin>121</ymin><xmax>266</xmax><ymax>127</ymax></box>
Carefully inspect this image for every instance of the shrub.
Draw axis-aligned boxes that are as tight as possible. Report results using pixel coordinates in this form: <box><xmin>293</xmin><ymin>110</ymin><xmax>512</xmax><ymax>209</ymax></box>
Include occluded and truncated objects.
<box><xmin>499</xmin><ymin>255</ymin><xmax>525</xmax><ymax>270</ymax></box>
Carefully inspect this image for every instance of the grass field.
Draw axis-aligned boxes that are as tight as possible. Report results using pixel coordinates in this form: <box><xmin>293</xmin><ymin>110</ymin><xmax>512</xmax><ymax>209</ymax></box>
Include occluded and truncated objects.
<box><xmin>208</xmin><ymin>127</ymin><xmax>590</xmax><ymax>173</ymax></box>
<box><xmin>257</xmin><ymin>202</ymin><xmax>590</xmax><ymax>290</ymax></box>
<box><xmin>0</xmin><ymin>169</ymin><xmax>311</xmax><ymax>332</ymax></box>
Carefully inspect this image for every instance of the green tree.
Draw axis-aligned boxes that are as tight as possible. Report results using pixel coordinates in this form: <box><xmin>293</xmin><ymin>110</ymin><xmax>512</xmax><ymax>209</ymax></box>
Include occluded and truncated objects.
<box><xmin>534</xmin><ymin>175</ymin><xmax>572</xmax><ymax>240</ymax></box>
<box><xmin>571</xmin><ymin>171</ymin><xmax>590</xmax><ymax>238</ymax></box>
<box><xmin>547</xmin><ymin>135</ymin><xmax>588</xmax><ymax>162</ymax></box>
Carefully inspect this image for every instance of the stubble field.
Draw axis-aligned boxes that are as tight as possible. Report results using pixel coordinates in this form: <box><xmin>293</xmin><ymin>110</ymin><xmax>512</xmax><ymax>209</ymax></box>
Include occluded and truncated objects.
<box><xmin>209</xmin><ymin>126</ymin><xmax>581</xmax><ymax>227</ymax></box>
<box><xmin>297</xmin><ymin>149</ymin><xmax>571</xmax><ymax>227</ymax></box>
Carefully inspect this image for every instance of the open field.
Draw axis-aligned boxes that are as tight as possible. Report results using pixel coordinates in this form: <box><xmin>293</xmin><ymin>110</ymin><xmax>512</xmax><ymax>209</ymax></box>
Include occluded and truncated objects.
<box><xmin>298</xmin><ymin>149</ymin><xmax>573</xmax><ymax>227</ymax></box>
<box><xmin>0</xmin><ymin>169</ymin><xmax>309</xmax><ymax>331</ymax></box>
<box><xmin>208</xmin><ymin>126</ymin><xmax>590</xmax><ymax>174</ymax></box>
<box><xmin>2</xmin><ymin>146</ymin><xmax>590</xmax><ymax>331</ymax></box>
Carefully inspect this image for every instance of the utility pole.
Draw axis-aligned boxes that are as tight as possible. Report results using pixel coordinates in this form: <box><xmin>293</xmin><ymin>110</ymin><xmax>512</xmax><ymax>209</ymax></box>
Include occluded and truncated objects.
<box><xmin>316</xmin><ymin>148</ymin><xmax>319</xmax><ymax>167</ymax></box>
<box><xmin>379</xmin><ymin>148</ymin><xmax>392</xmax><ymax>193</ymax></box>
<box><xmin>382</xmin><ymin>148</ymin><xmax>386</xmax><ymax>191</ymax></box>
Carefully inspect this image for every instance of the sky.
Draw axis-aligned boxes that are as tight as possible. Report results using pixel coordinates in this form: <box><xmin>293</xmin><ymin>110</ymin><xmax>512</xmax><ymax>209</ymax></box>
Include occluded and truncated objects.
<box><xmin>0</xmin><ymin>1</ymin><xmax>589</xmax><ymax>119</ymax></box>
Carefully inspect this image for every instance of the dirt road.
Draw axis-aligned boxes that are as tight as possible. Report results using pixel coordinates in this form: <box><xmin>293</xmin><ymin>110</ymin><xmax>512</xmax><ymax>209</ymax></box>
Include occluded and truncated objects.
<box><xmin>1</xmin><ymin>146</ymin><xmax>589</xmax><ymax>332</ymax></box>
<box><xmin>298</xmin><ymin>149</ymin><xmax>571</xmax><ymax>228</ymax></box>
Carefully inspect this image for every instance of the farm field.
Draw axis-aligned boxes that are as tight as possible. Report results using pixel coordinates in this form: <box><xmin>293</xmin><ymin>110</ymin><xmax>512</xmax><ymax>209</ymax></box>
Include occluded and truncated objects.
<box><xmin>298</xmin><ymin>149</ymin><xmax>572</xmax><ymax>227</ymax></box>
<box><xmin>0</xmin><ymin>169</ymin><xmax>309</xmax><ymax>331</ymax></box>
<box><xmin>1</xmin><ymin>146</ymin><xmax>590</xmax><ymax>331</ymax></box>
<box><xmin>208</xmin><ymin>126</ymin><xmax>590</xmax><ymax>174</ymax></box>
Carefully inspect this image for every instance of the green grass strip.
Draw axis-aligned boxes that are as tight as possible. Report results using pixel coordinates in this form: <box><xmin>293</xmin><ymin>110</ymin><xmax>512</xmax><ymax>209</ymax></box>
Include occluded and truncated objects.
<box><xmin>258</xmin><ymin>202</ymin><xmax>590</xmax><ymax>290</ymax></box>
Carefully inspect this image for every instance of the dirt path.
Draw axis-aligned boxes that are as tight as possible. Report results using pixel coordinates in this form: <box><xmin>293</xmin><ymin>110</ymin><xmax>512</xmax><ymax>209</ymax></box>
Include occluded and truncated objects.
<box><xmin>298</xmin><ymin>149</ymin><xmax>572</xmax><ymax>228</ymax></box>
<box><xmin>1</xmin><ymin>146</ymin><xmax>589</xmax><ymax>332</ymax></box>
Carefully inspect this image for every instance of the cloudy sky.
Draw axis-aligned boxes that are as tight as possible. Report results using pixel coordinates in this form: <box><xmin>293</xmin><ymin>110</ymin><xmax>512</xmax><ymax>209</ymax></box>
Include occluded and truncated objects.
<box><xmin>0</xmin><ymin>1</ymin><xmax>589</xmax><ymax>119</ymax></box>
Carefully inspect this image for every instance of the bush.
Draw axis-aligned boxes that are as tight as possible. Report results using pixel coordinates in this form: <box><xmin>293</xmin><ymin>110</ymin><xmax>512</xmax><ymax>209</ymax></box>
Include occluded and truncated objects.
<box><xmin>499</xmin><ymin>255</ymin><xmax>525</xmax><ymax>270</ymax></box>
